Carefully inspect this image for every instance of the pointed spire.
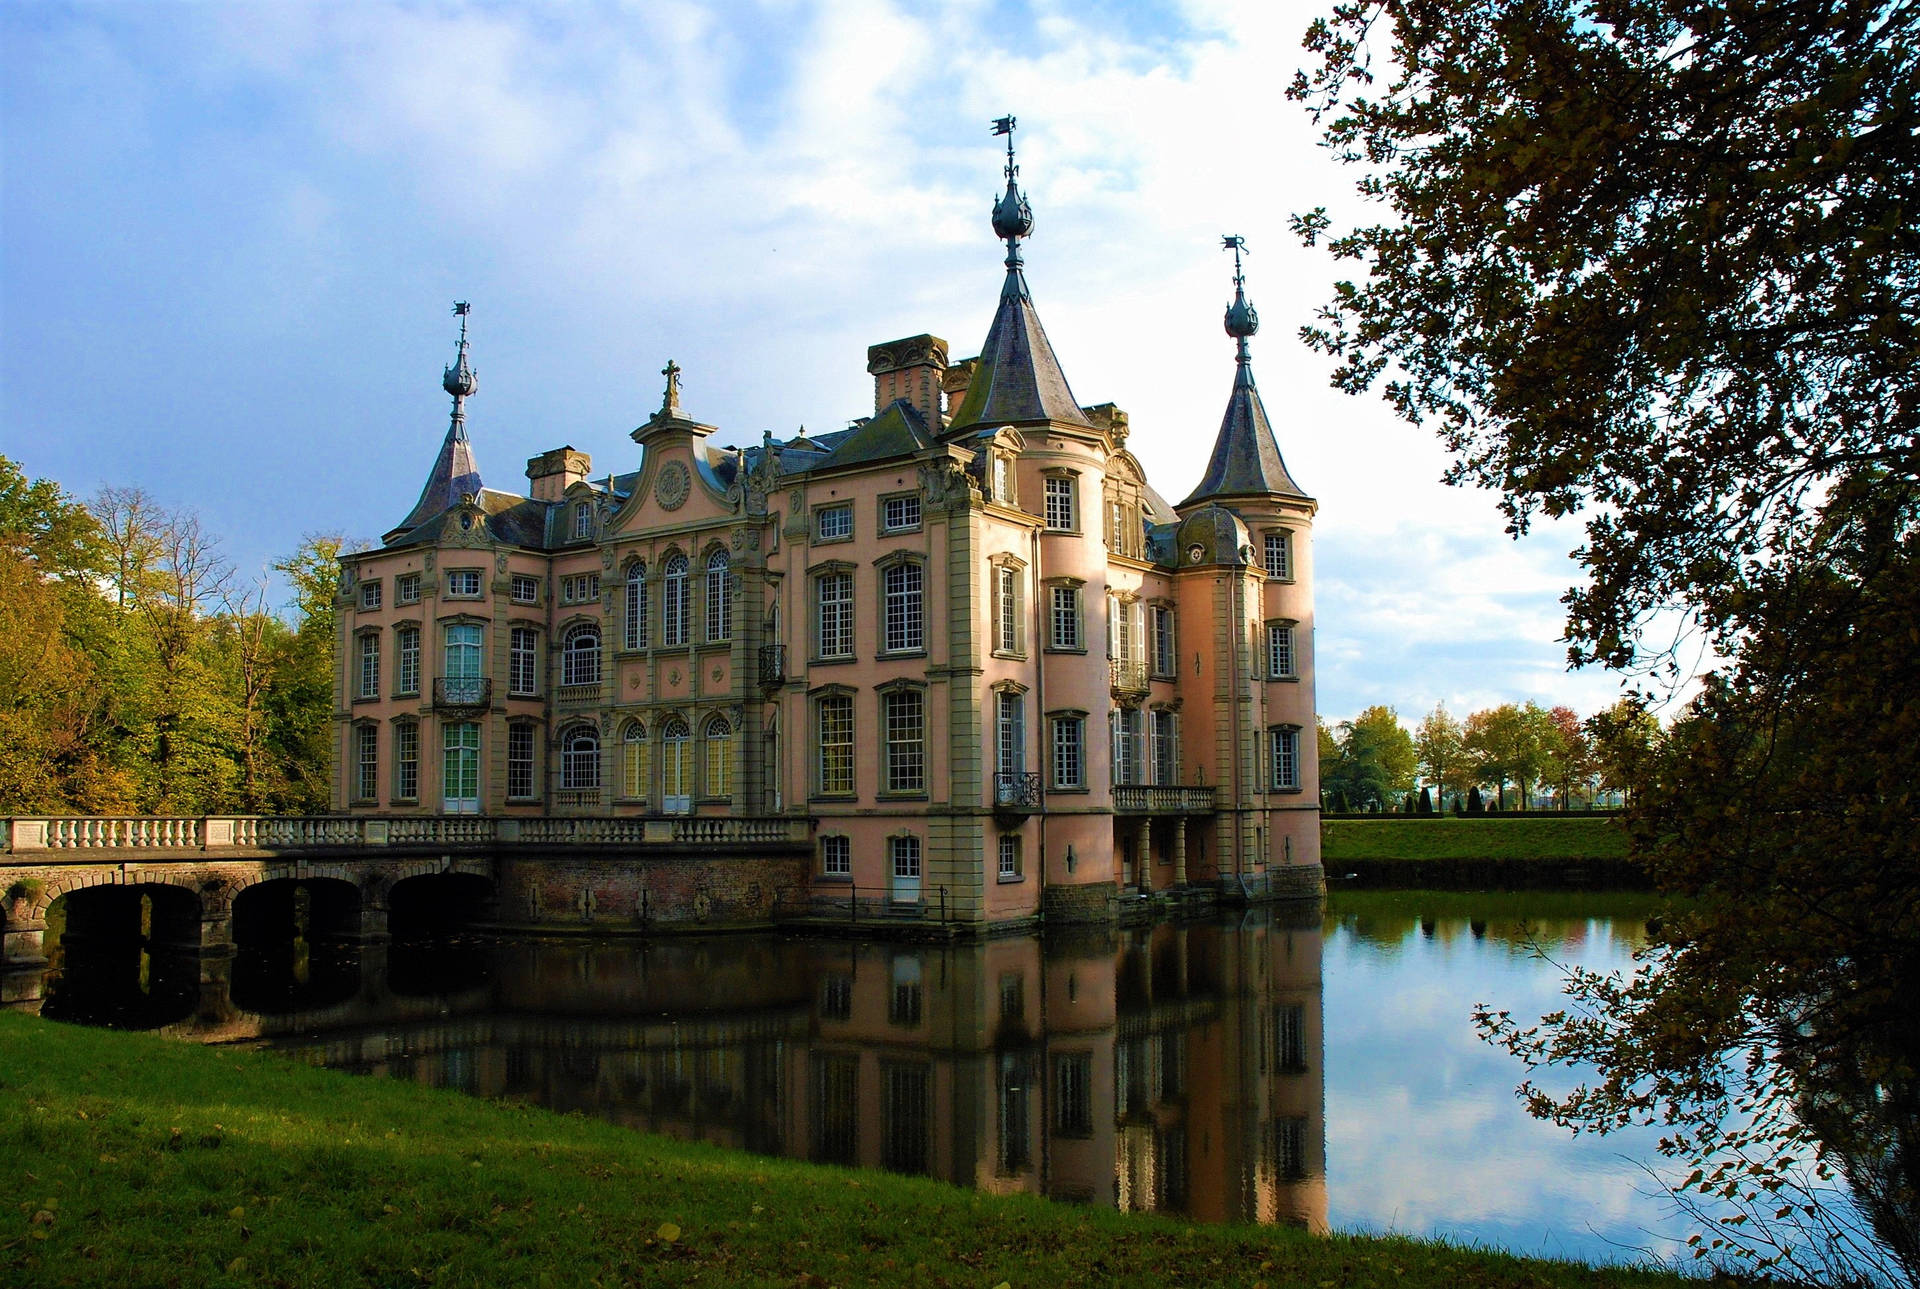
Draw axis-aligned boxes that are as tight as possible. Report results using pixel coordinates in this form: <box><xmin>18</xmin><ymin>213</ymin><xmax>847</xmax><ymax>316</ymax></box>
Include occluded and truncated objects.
<box><xmin>947</xmin><ymin>116</ymin><xmax>1092</xmax><ymax>434</ymax></box>
<box><xmin>1179</xmin><ymin>239</ymin><xmax>1310</xmax><ymax>508</ymax></box>
<box><xmin>395</xmin><ymin>302</ymin><xmax>485</xmax><ymax>534</ymax></box>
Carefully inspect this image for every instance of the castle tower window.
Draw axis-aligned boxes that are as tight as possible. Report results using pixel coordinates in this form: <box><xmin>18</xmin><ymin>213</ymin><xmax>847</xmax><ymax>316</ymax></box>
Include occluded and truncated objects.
<box><xmin>559</xmin><ymin>724</ymin><xmax>600</xmax><ymax>790</ymax></box>
<box><xmin>624</xmin><ymin>561</ymin><xmax>649</xmax><ymax>650</ymax></box>
<box><xmin>507</xmin><ymin>723</ymin><xmax>537</xmax><ymax>800</ymax></box>
<box><xmin>395</xmin><ymin>625</ymin><xmax>420</xmax><ymax>696</ymax></box>
<box><xmin>1044</xmin><ymin>476</ymin><xmax>1076</xmax><ymax>531</ymax></box>
<box><xmin>510</xmin><ymin>626</ymin><xmax>539</xmax><ymax>696</ymax></box>
<box><xmin>1263</xmin><ymin>530</ymin><xmax>1294</xmax><ymax>580</ymax></box>
<box><xmin>1049</xmin><ymin>584</ymin><xmax>1082</xmax><ymax>651</ymax></box>
<box><xmin>704</xmin><ymin>714</ymin><xmax>733</xmax><ymax>798</ymax></box>
<box><xmin>706</xmin><ymin>550</ymin><xmax>732</xmax><ymax>642</ymax></box>
<box><xmin>882</xmin><ymin>561</ymin><xmax>924</xmax><ymax>653</ymax></box>
<box><xmin>1151</xmin><ymin>606</ymin><xmax>1176</xmax><ymax>678</ymax></box>
<box><xmin>1269</xmin><ymin>726</ymin><xmax>1300</xmax><ymax>791</ymax></box>
<box><xmin>1050</xmin><ymin>715</ymin><xmax>1084</xmax><ymax>790</ymax></box>
<box><xmin>1267</xmin><ymin>623</ymin><xmax>1296</xmax><ymax>679</ymax></box>
<box><xmin>392</xmin><ymin>720</ymin><xmax>419</xmax><ymax>802</ymax></box>
<box><xmin>562</xmin><ymin>623</ymin><xmax>601</xmax><ymax>687</ymax></box>
<box><xmin>663</xmin><ymin>554</ymin><xmax>690</xmax><ymax>646</ymax></box>
<box><xmin>622</xmin><ymin>721</ymin><xmax>649</xmax><ymax>803</ymax></box>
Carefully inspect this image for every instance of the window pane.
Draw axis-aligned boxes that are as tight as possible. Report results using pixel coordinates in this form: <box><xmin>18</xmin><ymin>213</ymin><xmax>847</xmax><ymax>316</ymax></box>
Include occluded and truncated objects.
<box><xmin>817</xmin><ymin>695</ymin><xmax>854</xmax><ymax>794</ymax></box>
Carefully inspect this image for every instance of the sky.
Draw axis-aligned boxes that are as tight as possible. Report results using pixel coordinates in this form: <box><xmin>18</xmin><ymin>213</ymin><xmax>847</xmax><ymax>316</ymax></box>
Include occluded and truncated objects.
<box><xmin>1</xmin><ymin>0</ymin><xmax>1645</xmax><ymax>725</ymax></box>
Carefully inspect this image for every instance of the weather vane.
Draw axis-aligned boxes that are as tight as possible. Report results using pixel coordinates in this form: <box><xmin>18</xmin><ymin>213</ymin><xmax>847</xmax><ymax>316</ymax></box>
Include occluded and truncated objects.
<box><xmin>991</xmin><ymin>115</ymin><xmax>1018</xmax><ymax>181</ymax></box>
<box><xmin>990</xmin><ymin>114</ymin><xmax>1034</xmax><ymax>262</ymax></box>
<box><xmin>1221</xmin><ymin>235</ymin><xmax>1249</xmax><ymax>285</ymax></box>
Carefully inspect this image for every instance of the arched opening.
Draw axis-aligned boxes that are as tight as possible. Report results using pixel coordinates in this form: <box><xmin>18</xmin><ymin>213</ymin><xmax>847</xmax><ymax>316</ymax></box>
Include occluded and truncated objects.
<box><xmin>38</xmin><ymin>884</ymin><xmax>201</xmax><ymax>1028</ymax></box>
<box><xmin>228</xmin><ymin>877</ymin><xmax>363</xmax><ymax>1015</ymax></box>
<box><xmin>662</xmin><ymin>717</ymin><xmax>692</xmax><ymax>814</ymax></box>
<box><xmin>704</xmin><ymin>714</ymin><xmax>733</xmax><ymax>800</ymax></box>
<box><xmin>388</xmin><ymin>871</ymin><xmax>494</xmax><ymax>940</ymax></box>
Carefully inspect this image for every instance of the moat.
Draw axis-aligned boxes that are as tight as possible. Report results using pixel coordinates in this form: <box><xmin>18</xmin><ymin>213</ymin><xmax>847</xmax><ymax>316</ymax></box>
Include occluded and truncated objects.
<box><xmin>31</xmin><ymin>892</ymin><xmax>1693</xmax><ymax>1269</ymax></box>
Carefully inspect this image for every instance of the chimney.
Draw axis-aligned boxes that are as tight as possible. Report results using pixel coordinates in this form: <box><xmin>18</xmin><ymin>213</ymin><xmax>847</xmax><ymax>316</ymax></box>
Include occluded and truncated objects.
<box><xmin>867</xmin><ymin>335</ymin><xmax>949</xmax><ymax>429</ymax></box>
<box><xmin>526</xmin><ymin>446</ymin><xmax>592</xmax><ymax>503</ymax></box>
<box><xmin>942</xmin><ymin>357</ymin><xmax>978</xmax><ymax>428</ymax></box>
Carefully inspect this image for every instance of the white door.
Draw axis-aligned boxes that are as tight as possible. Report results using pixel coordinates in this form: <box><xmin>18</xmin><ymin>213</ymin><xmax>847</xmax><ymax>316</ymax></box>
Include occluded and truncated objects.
<box><xmin>891</xmin><ymin>836</ymin><xmax>922</xmax><ymax>904</ymax></box>
<box><xmin>442</xmin><ymin>722</ymin><xmax>480</xmax><ymax>814</ymax></box>
<box><xmin>662</xmin><ymin>721</ymin><xmax>692</xmax><ymax>814</ymax></box>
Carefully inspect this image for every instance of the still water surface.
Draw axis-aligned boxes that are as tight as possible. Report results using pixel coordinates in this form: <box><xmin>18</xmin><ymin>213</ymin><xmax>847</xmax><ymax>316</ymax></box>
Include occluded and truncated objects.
<box><xmin>41</xmin><ymin>891</ymin><xmax>1695</xmax><ymax>1270</ymax></box>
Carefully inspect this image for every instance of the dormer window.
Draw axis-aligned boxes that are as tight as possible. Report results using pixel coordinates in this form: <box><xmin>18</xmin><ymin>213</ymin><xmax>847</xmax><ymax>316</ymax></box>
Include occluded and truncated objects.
<box><xmin>573</xmin><ymin>501</ymin><xmax>592</xmax><ymax>540</ymax></box>
<box><xmin>991</xmin><ymin>454</ymin><xmax>1013</xmax><ymax>505</ymax></box>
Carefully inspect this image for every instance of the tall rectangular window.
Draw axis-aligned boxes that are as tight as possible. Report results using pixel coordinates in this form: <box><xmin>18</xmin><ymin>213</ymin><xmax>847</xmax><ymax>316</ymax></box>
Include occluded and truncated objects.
<box><xmin>1043</xmin><ymin>476</ymin><xmax>1075</xmax><ymax>530</ymax></box>
<box><xmin>997</xmin><ymin>691</ymin><xmax>1024</xmax><ymax>776</ymax></box>
<box><xmin>997</xmin><ymin>835</ymin><xmax>1020</xmax><ymax>880</ymax></box>
<box><xmin>1152</xmin><ymin>606</ymin><xmax>1176</xmax><ymax>677</ymax></box>
<box><xmin>1051</xmin><ymin>716</ymin><xmax>1084</xmax><ymax>790</ymax></box>
<box><xmin>573</xmin><ymin>501</ymin><xmax>592</xmax><ymax>539</ymax></box>
<box><xmin>821</xmin><ymin>835</ymin><xmax>851</xmax><ymax>878</ymax></box>
<box><xmin>393</xmin><ymin>722</ymin><xmax>419</xmax><ymax>800</ymax></box>
<box><xmin>1049</xmin><ymin>585</ymin><xmax>1081</xmax><ymax>650</ymax></box>
<box><xmin>663</xmin><ymin>557</ymin><xmax>689</xmax><ymax>646</ymax></box>
<box><xmin>1112</xmin><ymin>708</ymin><xmax>1144</xmax><ymax>785</ymax></box>
<box><xmin>883</xmin><ymin>562</ymin><xmax>923</xmax><ymax>652</ymax></box>
<box><xmin>1268</xmin><ymin>623</ymin><xmax>1296</xmax><ymax>679</ymax></box>
<box><xmin>1264</xmin><ymin>530</ymin><xmax>1293</xmax><ymax>580</ymax></box>
<box><xmin>354</xmin><ymin>725</ymin><xmax>378</xmax><ymax>801</ymax></box>
<box><xmin>510</xmin><ymin>626</ymin><xmax>538</xmax><ymax>696</ymax></box>
<box><xmin>883</xmin><ymin>689</ymin><xmax>925</xmax><ymax>793</ymax></box>
<box><xmin>1055</xmin><ymin>1053</ymin><xmax>1092</xmax><ymax>1137</ymax></box>
<box><xmin>816</xmin><ymin>693</ymin><xmax>854</xmax><ymax>795</ymax></box>
<box><xmin>357</xmin><ymin>634</ymin><xmax>380</xmax><ymax>699</ymax></box>
<box><xmin>890</xmin><ymin>835</ymin><xmax>921</xmax><ymax>880</ymax></box>
<box><xmin>995</xmin><ymin>566</ymin><xmax>1020</xmax><ymax>654</ymax></box>
<box><xmin>816</xmin><ymin>571</ymin><xmax>853</xmax><ymax>658</ymax></box>
<box><xmin>1270</xmin><ymin>727</ymin><xmax>1299</xmax><ymax>790</ymax></box>
<box><xmin>705</xmin><ymin>551</ymin><xmax>732</xmax><ymax>642</ymax></box>
<box><xmin>624</xmin><ymin>564</ymin><xmax>648</xmax><ymax>650</ymax></box>
<box><xmin>394</xmin><ymin>626</ymin><xmax>420</xmax><ymax>696</ymax></box>
<box><xmin>507</xmin><ymin>724</ymin><xmax>536</xmax><ymax>799</ymax></box>
<box><xmin>1151</xmin><ymin>710</ymin><xmax>1178</xmax><ymax>785</ymax></box>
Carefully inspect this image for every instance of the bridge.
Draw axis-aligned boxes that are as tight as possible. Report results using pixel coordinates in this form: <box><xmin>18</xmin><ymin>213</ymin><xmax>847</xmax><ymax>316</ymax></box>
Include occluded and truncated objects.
<box><xmin>1</xmin><ymin>814</ymin><xmax>814</xmax><ymax>977</ymax></box>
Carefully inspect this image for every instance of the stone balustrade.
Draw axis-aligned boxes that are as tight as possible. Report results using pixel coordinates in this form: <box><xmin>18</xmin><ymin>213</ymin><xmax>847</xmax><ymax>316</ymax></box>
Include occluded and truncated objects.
<box><xmin>1110</xmin><ymin>784</ymin><xmax>1217</xmax><ymax>815</ymax></box>
<box><xmin>3</xmin><ymin>814</ymin><xmax>811</xmax><ymax>857</ymax></box>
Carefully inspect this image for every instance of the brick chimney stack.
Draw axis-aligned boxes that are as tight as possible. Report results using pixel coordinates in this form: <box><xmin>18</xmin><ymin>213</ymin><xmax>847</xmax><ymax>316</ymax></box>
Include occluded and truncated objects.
<box><xmin>867</xmin><ymin>335</ymin><xmax>949</xmax><ymax>429</ymax></box>
<box><xmin>526</xmin><ymin>446</ymin><xmax>592</xmax><ymax>502</ymax></box>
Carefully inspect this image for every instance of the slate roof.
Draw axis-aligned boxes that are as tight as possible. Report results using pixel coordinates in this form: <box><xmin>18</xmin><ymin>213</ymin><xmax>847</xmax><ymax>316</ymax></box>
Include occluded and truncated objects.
<box><xmin>392</xmin><ymin>419</ymin><xmax>484</xmax><ymax>535</ymax></box>
<box><xmin>1178</xmin><ymin>358</ymin><xmax>1310</xmax><ymax>508</ymax></box>
<box><xmin>945</xmin><ymin>265</ymin><xmax>1092</xmax><ymax>434</ymax></box>
<box><xmin>810</xmin><ymin>400</ymin><xmax>935</xmax><ymax>470</ymax></box>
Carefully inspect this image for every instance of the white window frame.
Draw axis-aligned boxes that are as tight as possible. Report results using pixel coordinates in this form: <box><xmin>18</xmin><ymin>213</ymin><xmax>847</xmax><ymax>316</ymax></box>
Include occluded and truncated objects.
<box><xmin>1049</xmin><ymin>585</ymin><xmax>1081</xmax><ymax>651</ymax></box>
<box><xmin>816</xmin><ymin>504</ymin><xmax>853</xmax><ymax>542</ymax></box>
<box><xmin>882</xmin><ymin>560</ymin><xmax>924</xmax><ymax>653</ymax></box>
<box><xmin>354</xmin><ymin>724</ymin><xmax>378</xmax><ymax>801</ymax></box>
<box><xmin>997</xmin><ymin>835</ymin><xmax>1020</xmax><ymax>881</ymax></box>
<box><xmin>393</xmin><ymin>721</ymin><xmax>418</xmax><ymax>801</ymax></box>
<box><xmin>396</xmin><ymin>573</ymin><xmax>421</xmax><ymax>605</ymax></box>
<box><xmin>706</xmin><ymin>549</ymin><xmax>732</xmax><ymax>643</ymax></box>
<box><xmin>447</xmin><ymin>568</ymin><xmax>482</xmax><ymax>598</ymax></box>
<box><xmin>703</xmin><ymin>714</ymin><xmax>733</xmax><ymax>798</ymax></box>
<box><xmin>882</xmin><ymin>493</ymin><xmax>922</xmax><ymax>533</ymax></box>
<box><xmin>1152</xmin><ymin>605</ymin><xmax>1176</xmax><ymax>677</ymax></box>
<box><xmin>360</xmin><ymin>580</ymin><xmax>383</xmax><ymax>610</ymax></box>
<box><xmin>509</xmin><ymin>626</ymin><xmax>538</xmax><ymax>696</ymax></box>
<box><xmin>816</xmin><ymin>692</ymin><xmax>855</xmax><ymax>796</ymax></box>
<box><xmin>507</xmin><ymin>723</ymin><xmax>537</xmax><ymax>800</ymax></box>
<box><xmin>1043</xmin><ymin>476</ymin><xmax>1076</xmax><ymax>531</ymax></box>
<box><xmin>1051</xmin><ymin>715</ymin><xmax>1084</xmax><ymax>790</ymax></box>
<box><xmin>816</xmin><ymin>570</ymin><xmax>853</xmax><ymax>659</ymax></box>
<box><xmin>562</xmin><ymin>623</ymin><xmax>601</xmax><ymax>687</ymax></box>
<box><xmin>573</xmin><ymin>501</ymin><xmax>592</xmax><ymax>540</ymax></box>
<box><xmin>663</xmin><ymin>554</ymin><xmax>689</xmax><ymax>646</ymax></box>
<box><xmin>559</xmin><ymin>724</ymin><xmax>600</xmax><ymax>790</ymax></box>
<box><xmin>890</xmin><ymin>835</ymin><xmax>922</xmax><ymax>879</ymax></box>
<box><xmin>1270</xmin><ymin>726</ymin><xmax>1300</xmax><ymax>791</ymax></box>
<box><xmin>1267</xmin><ymin>623</ymin><xmax>1296</xmax><ymax>679</ymax></box>
<box><xmin>509</xmin><ymin>573</ymin><xmax>538</xmax><ymax>605</ymax></box>
<box><xmin>883</xmin><ymin>687</ymin><xmax>926</xmax><ymax>793</ymax></box>
<box><xmin>395</xmin><ymin>625</ymin><xmax>420</xmax><ymax>696</ymax></box>
<box><xmin>1264</xmin><ymin>530</ymin><xmax>1294</xmax><ymax>580</ymax></box>
<box><xmin>624</xmin><ymin>562</ymin><xmax>648</xmax><ymax>650</ymax></box>
<box><xmin>994</xmin><ymin>564</ymin><xmax>1022</xmax><ymax>655</ymax></box>
<box><xmin>821</xmin><ymin>835</ymin><xmax>852</xmax><ymax>878</ymax></box>
<box><xmin>357</xmin><ymin>633</ymin><xmax>380</xmax><ymax>699</ymax></box>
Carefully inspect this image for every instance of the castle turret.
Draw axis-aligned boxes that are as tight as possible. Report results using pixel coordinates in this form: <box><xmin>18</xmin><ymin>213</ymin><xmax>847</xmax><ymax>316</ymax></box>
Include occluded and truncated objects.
<box><xmin>390</xmin><ymin>301</ymin><xmax>484</xmax><ymax>538</ymax></box>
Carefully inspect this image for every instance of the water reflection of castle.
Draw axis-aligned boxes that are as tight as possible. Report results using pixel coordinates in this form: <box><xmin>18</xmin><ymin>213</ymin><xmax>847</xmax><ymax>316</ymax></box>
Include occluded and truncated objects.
<box><xmin>43</xmin><ymin>913</ymin><xmax>1326</xmax><ymax>1229</ymax></box>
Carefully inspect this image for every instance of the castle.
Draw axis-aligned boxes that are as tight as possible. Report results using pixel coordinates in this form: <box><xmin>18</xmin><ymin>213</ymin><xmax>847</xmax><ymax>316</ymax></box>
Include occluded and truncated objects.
<box><xmin>333</xmin><ymin>126</ymin><xmax>1321</xmax><ymax>929</ymax></box>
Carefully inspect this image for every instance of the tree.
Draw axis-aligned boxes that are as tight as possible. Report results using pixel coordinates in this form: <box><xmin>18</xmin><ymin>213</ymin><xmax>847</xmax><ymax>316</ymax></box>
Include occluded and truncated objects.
<box><xmin>1546</xmin><ymin>705</ymin><xmax>1592</xmax><ymax>808</ymax></box>
<box><xmin>1585</xmin><ymin>697</ymin><xmax>1661</xmax><ymax>806</ymax></box>
<box><xmin>1295</xmin><ymin>1</ymin><xmax>1920</xmax><ymax>1276</ymax></box>
<box><xmin>1322</xmin><ymin>705</ymin><xmax>1416</xmax><ymax>811</ymax></box>
<box><xmin>1414</xmin><ymin>704</ymin><xmax>1467</xmax><ymax>808</ymax></box>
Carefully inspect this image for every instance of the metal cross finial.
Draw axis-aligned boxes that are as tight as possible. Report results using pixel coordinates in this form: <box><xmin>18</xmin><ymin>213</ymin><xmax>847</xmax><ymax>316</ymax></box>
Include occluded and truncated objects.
<box><xmin>661</xmin><ymin>358</ymin><xmax>683</xmax><ymax>414</ymax></box>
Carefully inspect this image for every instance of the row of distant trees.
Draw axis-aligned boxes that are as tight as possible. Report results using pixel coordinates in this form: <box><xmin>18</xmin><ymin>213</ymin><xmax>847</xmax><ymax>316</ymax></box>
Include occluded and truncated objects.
<box><xmin>0</xmin><ymin>455</ymin><xmax>344</xmax><ymax>816</ymax></box>
<box><xmin>1319</xmin><ymin>699</ymin><xmax>1662</xmax><ymax>813</ymax></box>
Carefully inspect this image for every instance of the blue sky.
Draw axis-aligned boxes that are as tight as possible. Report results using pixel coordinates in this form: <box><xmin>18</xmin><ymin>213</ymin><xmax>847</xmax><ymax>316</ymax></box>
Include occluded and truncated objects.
<box><xmin>2</xmin><ymin>0</ymin><xmax>1640</xmax><ymax>724</ymax></box>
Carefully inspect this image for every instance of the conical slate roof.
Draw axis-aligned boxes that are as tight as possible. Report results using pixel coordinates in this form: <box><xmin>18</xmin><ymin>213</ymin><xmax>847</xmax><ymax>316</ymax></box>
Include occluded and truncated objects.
<box><xmin>395</xmin><ymin>419</ymin><xmax>483</xmax><ymax>534</ymax></box>
<box><xmin>946</xmin><ymin>265</ymin><xmax>1092</xmax><ymax>433</ymax></box>
<box><xmin>1178</xmin><ymin>360</ymin><xmax>1308</xmax><ymax>507</ymax></box>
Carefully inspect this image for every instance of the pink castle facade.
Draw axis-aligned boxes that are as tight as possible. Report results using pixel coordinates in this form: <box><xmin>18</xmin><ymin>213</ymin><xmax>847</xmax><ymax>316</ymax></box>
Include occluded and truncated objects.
<box><xmin>333</xmin><ymin>152</ymin><xmax>1320</xmax><ymax>929</ymax></box>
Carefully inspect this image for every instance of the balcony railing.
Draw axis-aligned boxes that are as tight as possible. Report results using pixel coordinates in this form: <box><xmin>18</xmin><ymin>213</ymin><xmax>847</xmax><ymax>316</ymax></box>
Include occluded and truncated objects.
<box><xmin>433</xmin><ymin>676</ymin><xmax>491</xmax><ymax>709</ymax></box>
<box><xmin>4</xmin><ymin>814</ymin><xmax>812</xmax><ymax>854</ymax></box>
<box><xmin>993</xmin><ymin>771</ymin><xmax>1042</xmax><ymax>815</ymax></box>
<box><xmin>555</xmin><ymin>682</ymin><xmax>603</xmax><ymax>705</ymax></box>
<box><xmin>758</xmin><ymin>643</ymin><xmax>787</xmax><ymax>688</ymax></box>
<box><xmin>1109</xmin><ymin>658</ymin><xmax>1149</xmax><ymax>696</ymax></box>
<box><xmin>1111</xmin><ymin>784</ymin><xmax>1216</xmax><ymax>815</ymax></box>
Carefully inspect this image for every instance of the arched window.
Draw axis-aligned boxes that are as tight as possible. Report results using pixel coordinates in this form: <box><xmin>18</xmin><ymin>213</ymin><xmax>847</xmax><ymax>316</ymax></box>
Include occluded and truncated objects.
<box><xmin>562</xmin><ymin>623</ymin><xmax>601</xmax><ymax>687</ymax></box>
<box><xmin>705</xmin><ymin>549</ymin><xmax>732</xmax><ymax>642</ymax></box>
<box><xmin>662</xmin><ymin>716</ymin><xmax>692</xmax><ymax>812</ymax></box>
<box><xmin>622</xmin><ymin>720</ymin><xmax>648</xmax><ymax>802</ymax></box>
<box><xmin>704</xmin><ymin>714</ymin><xmax>733</xmax><ymax>798</ymax></box>
<box><xmin>663</xmin><ymin>554</ymin><xmax>689</xmax><ymax>646</ymax></box>
<box><xmin>559</xmin><ymin>724</ymin><xmax>600</xmax><ymax>790</ymax></box>
<box><xmin>624</xmin><ymin>561</ymin><xmax>648</xmax><ymax>651</ymax></box>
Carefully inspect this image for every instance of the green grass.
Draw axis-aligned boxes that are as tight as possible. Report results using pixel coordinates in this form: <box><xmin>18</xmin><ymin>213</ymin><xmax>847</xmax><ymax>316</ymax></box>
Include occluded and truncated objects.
<box><xmin>1322</xmin><ymin>816</ymin><xmax>1630</xmax><ymax>862</ymax></box>
<box><xmin>0</xmin><ymin>1013</ymin><xmax>1704</xmax><ymax>1289</ymax></box>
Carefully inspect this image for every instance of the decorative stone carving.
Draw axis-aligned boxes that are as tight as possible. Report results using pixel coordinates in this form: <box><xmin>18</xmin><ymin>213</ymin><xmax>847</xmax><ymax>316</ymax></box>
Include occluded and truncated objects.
<box><xmin>495</xmin><ymin>553</ymin><xmax>509</xmax><ymax>572</ymax></box>
<box><xmin>656</xmin><ymin>459</ymin><xmax>691</xmax><ymax>510</ymax></box>
<box><xmin>601</xmin><ymin>549</ymin><xmax>615</xmax><ymax>571</ymax></box>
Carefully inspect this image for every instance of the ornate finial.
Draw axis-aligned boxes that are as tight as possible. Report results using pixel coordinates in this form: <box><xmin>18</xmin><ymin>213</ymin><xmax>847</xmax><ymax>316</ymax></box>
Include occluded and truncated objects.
<box><xmin>660</xmin><ymin>358</ymin><xmax>683</xmax><ymax>416</ymax></box>
<box><xmin>443</xmin><ymin>301</ymin><xmax>478</xmax><ymax>400</ymax></box>
<box><xmin>990</xmin><ymin>115</ymin><xmax>1034</xmax><ymax>265</ymax></box>
<box><xmin>1221</xmin><ymin>236</ymin><xmax>1259</xmax><ymax>358</ymax></box>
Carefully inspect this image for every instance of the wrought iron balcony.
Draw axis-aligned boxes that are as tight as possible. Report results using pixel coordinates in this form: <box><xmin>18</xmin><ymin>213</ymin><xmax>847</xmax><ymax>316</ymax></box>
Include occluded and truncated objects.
<box><xmin>433</xmin><ymin>676</ymin><xmax>491</xmax><ymax>709</ymax></box>
<box><xmin>1109</xmin><ymin>658</ymin><xmax>1149</xmax><ymax>696</ymax></box>
<box><xmin>993</xmin><ymin>771</ymin><xmax>1042</xmax><ymax>816</ymax></box>
<box><xmin>758</xmin><ymin>643</ymin><xmax>787</xmax><ymax>688</ymax></box>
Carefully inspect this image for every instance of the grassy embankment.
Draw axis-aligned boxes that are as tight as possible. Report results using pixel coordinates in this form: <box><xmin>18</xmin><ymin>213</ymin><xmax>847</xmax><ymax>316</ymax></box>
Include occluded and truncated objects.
<box><xmin>0</xmin><ymin>1013</ymin><xmax>1700</xmax><ymax>1289</ymax></box>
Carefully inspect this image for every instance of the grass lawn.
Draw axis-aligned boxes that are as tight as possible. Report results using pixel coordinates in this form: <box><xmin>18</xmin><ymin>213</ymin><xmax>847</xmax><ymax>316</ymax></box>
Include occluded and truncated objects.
<box><xmin>0</xmin><ymin>1012</ymin><xmax>1703</xmax><ymax>1288</ymax></box>
<box><xmin>1322</xmin><ymin>816</ymin><xmax>1629</xmax><ymax>863</ymax></box>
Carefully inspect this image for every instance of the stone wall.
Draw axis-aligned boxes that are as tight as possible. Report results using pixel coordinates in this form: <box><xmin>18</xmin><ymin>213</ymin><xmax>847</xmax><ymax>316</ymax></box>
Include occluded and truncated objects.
<box><xmin>1042</xmin><ymin>880</ymin><xmax>1117</xmax><ymax>925</ymax></box>
<box><xmin>497</xmin><ymin>852</ymin><xmax>809</xmax><ymax>930</ymax></box>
